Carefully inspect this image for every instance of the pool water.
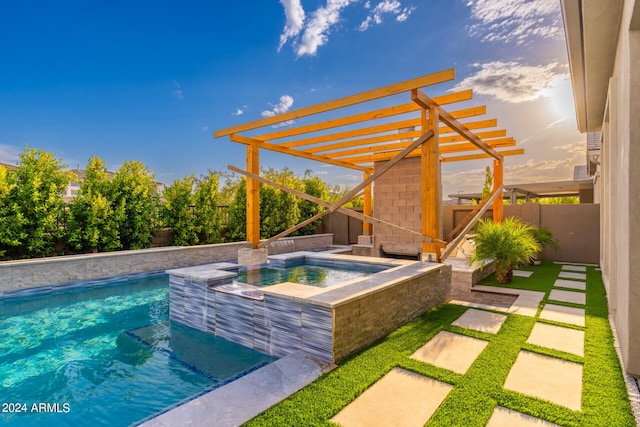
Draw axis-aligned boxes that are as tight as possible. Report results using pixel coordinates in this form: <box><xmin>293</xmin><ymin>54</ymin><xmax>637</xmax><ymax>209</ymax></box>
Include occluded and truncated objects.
<box><xmin>235</xmin><ymin>260</ymin><xmax>388</xmax><ymax>288</ymax></box>
<box><xmin>0</xmin><ymin>275</ymin><xmax>274</xmax><ymax>427</ymax></box>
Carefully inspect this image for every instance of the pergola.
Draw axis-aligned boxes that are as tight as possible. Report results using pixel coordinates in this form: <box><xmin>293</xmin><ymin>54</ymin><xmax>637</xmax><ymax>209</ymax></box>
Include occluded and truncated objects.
<box><xmin>214</xmin><ymin>68</ymin><xmax>523</xmax><ymax>261</ymax></box>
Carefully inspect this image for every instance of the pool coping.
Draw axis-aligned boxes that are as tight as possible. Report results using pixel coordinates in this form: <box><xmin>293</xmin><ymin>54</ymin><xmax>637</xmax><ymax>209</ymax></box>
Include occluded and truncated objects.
<box><xmin>165</xmin><ymin>251</ymin><xmax>426</xmax><ymax>308</ymax></box>
<box><xmin>139</xmin><ymin>351</ymin><xmax>335</xmax><ymax>427</ymax></box>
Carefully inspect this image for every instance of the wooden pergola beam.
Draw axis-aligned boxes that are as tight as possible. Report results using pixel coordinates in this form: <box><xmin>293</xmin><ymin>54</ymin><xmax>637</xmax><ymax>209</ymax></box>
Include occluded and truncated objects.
<box><xmin>493</xmin><ymin>157</ymin><xmax>504</xmax><ymax>223</ymax></box>
<box><xmin>440</xmin><ymin>129</ymin><xmax>506</xmax><ymax>143</ymax></box>
<box><xmin>215</xmin><ymin>69</ymin><xmax>455</xmax><ymax>137</ymax></box>
<box><xmin>256</xmin><ymin>129</ymin><xmax>435</xmax><ymax>248</ymax></box>
<box><xmin>441</xmin><ymin>185</ymin><xmax>504</xmax><ymax>261</ymax></box>
<box><xmin>255</xmin><ymin>90</ymin><xmax>473</xmax><ymax>144</ymax></box>
<box><xmin>335</xmin><ymin>138</ymin><xmax>516</xmax><ymax>164</ymax></box>
<box><xmin>304</xmin><ymin>119</ymin><xmax>501</xmax><ymax>156</ymax></box>
<box><xmin>229</xmin><ymin>134</ymin><xmax>370</xmax><ymax>172</ymax></box>
<box><xmin>328</xmin><ymin>137</ymin><xmax>515</xmax><ymax>160</ymax></box>
<box><xmin>412</xmin><ymin>89</ymin><xmax>502</xmax><ymax>160</ymax></box>
<box><xmin>274</xmin><ymin>105</ymin><xmax>486</xmax><ymax>150</ymax></box>
<box><xmin>439</xmin><ymin>119</ymin><xmax>498</xmax><ymax>135</ymax></box>
<box><xmin>227</xmin><ymin>165</ymin><xmax>446</xmax><ymax>247</ymax></box>
<box><xmin>441</xmin><ymin>149</ymin><xmax>523</xmax><ymax>163</ymax></box>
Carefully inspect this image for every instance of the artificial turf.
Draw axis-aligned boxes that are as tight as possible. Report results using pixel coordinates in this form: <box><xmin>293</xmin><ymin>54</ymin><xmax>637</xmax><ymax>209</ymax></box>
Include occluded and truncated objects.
<box><xmin>243</xmin><ymin>261</ymin><xmax>636</xmax><ymax>427</ymax></box>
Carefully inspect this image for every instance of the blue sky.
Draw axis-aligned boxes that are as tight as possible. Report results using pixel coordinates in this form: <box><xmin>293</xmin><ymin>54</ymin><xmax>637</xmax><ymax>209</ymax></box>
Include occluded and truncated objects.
<box><xmin>0</xmin><ymin>0</ymin><xmax>583</xmax><ymax>198</ymax></box>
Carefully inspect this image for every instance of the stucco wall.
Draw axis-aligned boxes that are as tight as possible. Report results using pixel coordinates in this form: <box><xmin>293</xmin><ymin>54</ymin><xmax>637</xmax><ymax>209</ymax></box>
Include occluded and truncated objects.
<box><xmin>599</xmin><ymin>0</ymin><xmax>640</xmax><ymax>376</ymax></box>
<box><xmin>442</xmin><ymin>203</ymin><xmax>600</xmax><ymax>264</ymax></box>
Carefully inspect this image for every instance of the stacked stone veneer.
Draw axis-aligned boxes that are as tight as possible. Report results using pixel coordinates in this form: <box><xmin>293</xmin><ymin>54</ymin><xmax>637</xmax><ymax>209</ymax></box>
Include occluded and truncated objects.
<box><xmin>332</xmin><ymin>263</ymin><xmax>451</xmax><ymax>361</ymax></box>
<box><xmin>169</xmin><ymin>274</ymin><xmax>333</xmax><ymax>361</ymax></box>
<box><xmin>168</xmin><ymin>257</ymin><xmax>450</xmax><ymax>363</ymax></box>
<box><xmin>373</xmin><ymin>157</ymin><xmax>424</xmax><ymax>255</ymax></box>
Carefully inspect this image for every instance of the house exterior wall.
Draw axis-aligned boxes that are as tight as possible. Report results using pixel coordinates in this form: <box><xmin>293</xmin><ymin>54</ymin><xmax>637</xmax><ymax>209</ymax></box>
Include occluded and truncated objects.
<box><xmin>599</xmin><ymin>0</ymin><xmax>640</xmax><ymax>376</ymax></box>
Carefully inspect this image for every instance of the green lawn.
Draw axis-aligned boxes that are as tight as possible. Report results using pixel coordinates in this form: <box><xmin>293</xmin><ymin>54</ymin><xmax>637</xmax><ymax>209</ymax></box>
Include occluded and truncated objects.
<box><xmin>244</xmin><ymin>262</ymin><xmax>635</xmax><ymax>427</ymax></box>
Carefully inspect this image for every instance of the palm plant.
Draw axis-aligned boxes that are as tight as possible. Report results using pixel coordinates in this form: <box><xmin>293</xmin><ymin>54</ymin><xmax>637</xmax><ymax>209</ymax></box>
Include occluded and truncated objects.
<box><xmin>529</xmin><ymin>226</ymin><xmax>559</xmax><ymax>264</ymax></box>
<box><xmin>470</xmin><ymin>217</ymin><xmax>541</xmax><ymax>284</ymax></box>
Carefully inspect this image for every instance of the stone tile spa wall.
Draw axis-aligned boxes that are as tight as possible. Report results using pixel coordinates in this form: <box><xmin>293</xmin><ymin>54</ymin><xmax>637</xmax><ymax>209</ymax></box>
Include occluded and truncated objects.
<box><xmin>169</xmin><ymin>257</ymin><xmax>451</xmax><ymax>363</ymax></box>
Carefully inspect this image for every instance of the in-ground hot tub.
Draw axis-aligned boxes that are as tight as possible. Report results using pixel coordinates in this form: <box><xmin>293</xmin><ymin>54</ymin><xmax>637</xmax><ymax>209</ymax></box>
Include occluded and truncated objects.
<box><xmin>167</xmin><ymin>252</ymin><xmax>451</xmax><ymax>363</ymax></box>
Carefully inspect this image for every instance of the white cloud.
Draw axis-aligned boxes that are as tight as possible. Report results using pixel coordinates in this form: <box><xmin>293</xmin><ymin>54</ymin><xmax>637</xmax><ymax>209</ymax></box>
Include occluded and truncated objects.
<box><xmin>278</xmin><ymin>0</ymin><xmax>306</xmax><ymax>51</ymax></box>
<box><xmin>296</xmin><ymin>0</ymin><xmax>355</xmax><ymax>57</ymax></box>
<box><xmin>261</xmin><ymin>95</ymin><xmax>294</xmax><ymax>117</ymax></box>
<box><xmin>172</xmin><ymin>80</ymin><xmax>184</xmax><ymax>100</ymax></box>
<box><xmin>0</xmin><ymin>144</ymin><xmax>20</xmax><ymax>165</ymax></box>
<box><xmin>451</xmin><ymin>61</ymin><xmax>567</xmax><ymax>103</ymax></box>
<box><xmin>360</xmin><ymin>0</ymin><xmax>415</xmax><ymax>31</ymax></box>
<box><xmin>553</xmin><ymin>141</ymin><xmax>583</xmax><ymax>155</ymax></box>
<box><xmin>233</xmin><ymin>106</ymin><xmax>247</xmax><ymax>116</ymax></box>
<box><xmin>466</xmin><ymin>0</ymin><xmax>563</xmax><ymax>45</ymax></box>
<box><xmin>546</xmin><ymin>117</ymin><xmax>566</xmax><ymax>129</ymax></box>
<box><xmin>201</xmin><ymin>126</ymin><xmax>209</xmax><ymax>132</ymax></box>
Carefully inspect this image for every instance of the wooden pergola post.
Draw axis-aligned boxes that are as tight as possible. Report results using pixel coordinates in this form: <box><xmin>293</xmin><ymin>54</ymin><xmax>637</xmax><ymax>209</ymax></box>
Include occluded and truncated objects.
<box><xmin>363</xmin><ymin>170</ymin><xmax>373</xmax><ymax>235</ymax></box>
<box><xmin>246</xmin><ymin>144</ymin><xmax>260</xmax><ymax>248</ymax></box>
<box><xmin>421</xmin><ymin>107</ymin><xmax>441</xmax><ymax>258</ymax></box>
<box><xmin>492</xmin><ymin>157</ymin><xmax>504</xmax><ymax>223</ymax></box>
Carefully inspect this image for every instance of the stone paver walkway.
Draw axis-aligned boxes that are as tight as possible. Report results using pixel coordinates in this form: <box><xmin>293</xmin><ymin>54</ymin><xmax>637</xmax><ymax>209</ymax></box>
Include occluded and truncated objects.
<box><xmin>513</xmin><ymin>269</ymin><xmax>534</xmax><ymax>277</ymax></box>
<box><xmin>487</xmin><ymin>407</ymin><xmax>560</xmax><ymax>426</ymax></box>
<box><xmin>504</xmin><ymin>351</ymin><xmax>583</xmax><ymax>410</ymax></box>
<box><xmin>554</xmin><ymin>278</ymin><xmax>586</xmax><ymax>290</ymax></box>
<box><xmin>410</xmin><ymin>330</ymin><xmax>488</xmax><ymax>374</ymax></box>
<box><xmin>527</xmin><ymin>322</ymin><xmax>585</xmax><ymax>357</ymax></box>
<box><xmin>451</xmin><ymin>308</ymin><xmax>507</xmax><ymax>334</ymax></box>
<box><xmin>561</xmin><ymin>265</ymin><xmax>587</xmax><ymax>272</ymax></box>
<box><xmin>331</xmin><ymin>368</ymin><xmax>452</xmax><ymax>427</ymax></box>
<box><xmin>539</xmin><ymin>303</ymin><xmax>586</xmax><ymax>327</ymax></box>
<box><xmin>333</xmin><ymin>263</ymin><xmax>593</xmax><ymax>426</ymax></box>
<box><xmin>558</xmin><ymin>271</ymin><xmax>587</xmax><ymax>281</ymax></box>
<box><xmin>549</xmin><ymin>289</ymin><xmax>586</xmax><ymax>305</ymax></box>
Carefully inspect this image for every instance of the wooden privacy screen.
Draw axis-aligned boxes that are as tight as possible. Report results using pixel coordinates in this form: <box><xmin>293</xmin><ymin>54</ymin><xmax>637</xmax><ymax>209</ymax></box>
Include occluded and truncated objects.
<box><xmin>214</xmin><ymin>68</ymin><xmax>523</xmax><ymax>261</ymax></box>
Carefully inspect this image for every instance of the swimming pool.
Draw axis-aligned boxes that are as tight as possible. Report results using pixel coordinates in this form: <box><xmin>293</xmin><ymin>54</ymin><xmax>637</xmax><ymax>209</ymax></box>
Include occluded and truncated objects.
<box><xmin>0</xmin><ymin>275</ymin><xmax>274</xmax><ymax>426</ymax></box>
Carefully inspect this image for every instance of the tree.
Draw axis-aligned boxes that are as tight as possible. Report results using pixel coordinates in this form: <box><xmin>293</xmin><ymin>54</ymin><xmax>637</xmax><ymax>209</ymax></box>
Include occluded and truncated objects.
<box><xmin>109</xmin><ymin>160</ymin><xmax>160</xmax><ymax>250</ymax></box>
<box><xmin>0</xmin><ymin>165</ymin><xmax>22</xmax><ymax>259</ymax></box>
<box><xmin>481</xmin><ymin>166</ymin><xmax>493</xmax><ymax>200</ymax></box>
<box><xmin>194</xmin><ymin>171</ymin><xmax>222</xmax><ymax>244</ymax></box>
<box><xmin>225</xmin><ymin>178</ymin><xmax>246</xmax><ymax>242</ymax></box>
<box><xmin>162</xmin><ymin>175</ymin><xmax>198</xmax><ymax>246</ymax></box>
<box><xmin>2</xmin><ymin>147</ymin><xmax>72</xmax><ymax>258</ymax></box>
<box><xmin>261</xmin><ymin>167</ymin><xmax>301</xmax><ymax>238</ymax></box>
<box><xmin>298</xmin><ymin>170</ymin><xmax>329</xmax><ymax>235</ymax></box>
<box><xmin>67</xmin><ymin>156</ymin><xmax>123</xmax><ymax>253</ymax></box>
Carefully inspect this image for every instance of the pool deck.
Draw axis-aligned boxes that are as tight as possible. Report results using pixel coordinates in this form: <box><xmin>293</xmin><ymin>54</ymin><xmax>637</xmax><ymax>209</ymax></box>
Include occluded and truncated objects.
<box><xmin>140</xmin><ymin>351</ymin><xmax>335</xmax><ymax>427</ymax></box>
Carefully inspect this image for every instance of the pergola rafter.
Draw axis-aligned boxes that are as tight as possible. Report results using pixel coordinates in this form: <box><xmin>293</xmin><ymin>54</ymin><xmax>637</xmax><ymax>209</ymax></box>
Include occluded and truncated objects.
<box><xmin>214</xmin><ymin>68</ymin><xmax>523</xmax><ymax>259</ymax></box>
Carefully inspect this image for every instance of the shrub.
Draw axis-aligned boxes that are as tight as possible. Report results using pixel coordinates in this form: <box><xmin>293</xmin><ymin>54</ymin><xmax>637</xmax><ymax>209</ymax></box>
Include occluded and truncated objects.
<box><xmin>471</xmin><ymin>217</ymin><xmax>541</xmax><ymax>284</ymax></box>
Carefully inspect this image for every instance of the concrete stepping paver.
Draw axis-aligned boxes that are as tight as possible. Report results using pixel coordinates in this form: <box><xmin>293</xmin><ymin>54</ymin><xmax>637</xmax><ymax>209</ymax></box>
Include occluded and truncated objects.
<box><xmin>486</xmin><ymin>406</ymin><xmax>560</xmax><ymax>426</ymax></box>
<box><xmin>549</xmin><ymin>289</ymin><xmax>586</xmax><ymax>305</ymax></box>
<box><xmin>452</xmin><ymin>308</ymin><xmax>507</xmax><ymax>334</ymax></box>
<box><xmin>331</xmin><ymin>368</ymin><xmax>452</xmax><ymax>427</ymax></box>
<box><xmin>553</xmin><ymin>279</ymin><xmax>586</xmax><ymax>290</ymax></box>
<box><xmin>504</xmin><ymin>351</ymin><xmax>583</xmax><ymax>411</ymax></box>
<box><xmin>539</xmin><ymin>304</ymin><xmax>585</xmax><ymax>327</ymax></box>
<box><xmin>513</xmin><ymin>270</ymin><xmax>534</xmax><ymax>278</ymax></box>
<box><xmin>561</xmin><ymin>265</ymin><xmax>587</xmax><ymax>272</ymax></box>
<box><xmin>472</xmin><ymin>286</ymin><xmax>545</xmax><ymax>317</ymax></box>
<box><xmin>410</xmin><ymin>331</ymin><xmax>488</xmax><ymax>374</ymax></box>
<box><xmin>527</xmin><ymin>322</ymin><xmax>585</xmax><ymax>357</ymax></box>
<box><xmin>558</xmin><ymin>271</ymin><xmax>587</xmax><ymax>281</ymax></box>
